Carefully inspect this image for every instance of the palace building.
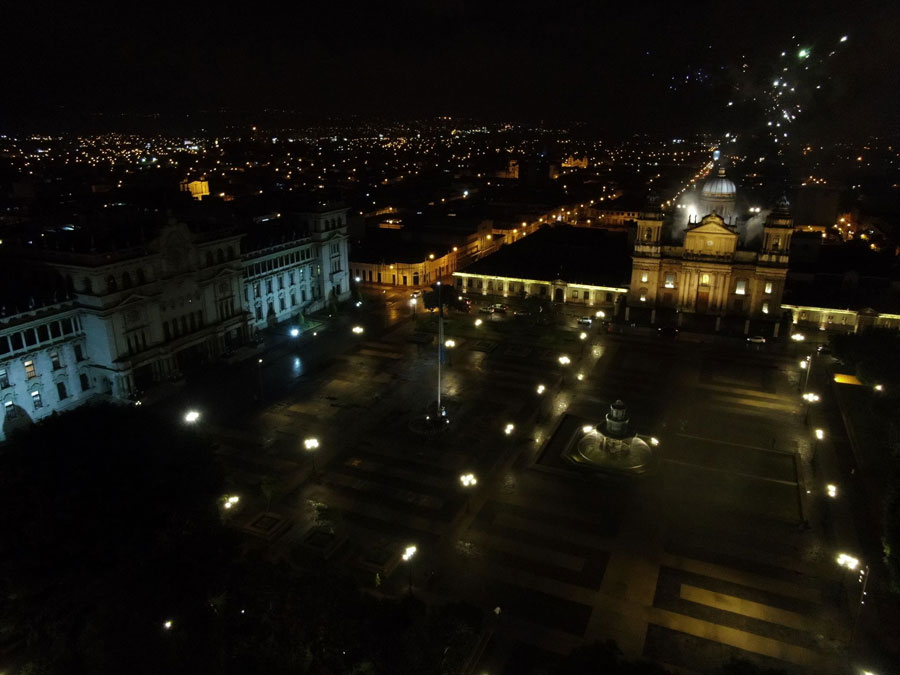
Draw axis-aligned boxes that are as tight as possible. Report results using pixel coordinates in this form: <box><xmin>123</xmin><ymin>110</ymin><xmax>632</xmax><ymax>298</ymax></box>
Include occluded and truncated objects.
<box><xmin>0</xmin><ymin>202</ymin><xmax>350</xmax><ymax>442</ymax></box>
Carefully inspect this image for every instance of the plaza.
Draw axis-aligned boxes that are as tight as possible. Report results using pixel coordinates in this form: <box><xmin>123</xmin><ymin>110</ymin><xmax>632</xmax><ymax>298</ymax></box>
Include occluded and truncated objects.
<box><xmin>165</xmin><ymin>290</ymin><xmax>870</xmax><ymax>674</ymax></box>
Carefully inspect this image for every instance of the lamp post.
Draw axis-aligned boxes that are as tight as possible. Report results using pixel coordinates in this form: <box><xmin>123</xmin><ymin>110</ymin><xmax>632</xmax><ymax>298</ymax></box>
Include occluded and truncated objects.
<box><xmin>402</xmin><ymin>545</ymin><xmax>417</xmax><ymax>594</ymax></box>
<box><xmin>579</xmin><ymin>331</ymin><xmax>588</xmax><ymax>357</ymax></box>
<box><xmin>184</xmin><ymin>410</ymin><xmax>201</xmax><ymax>424</ymax></box>
<box><xmin>812</xmin><ymin>428</ymin><xmax>824</xmax><ymax>469</ymax></box>
<box><xmin>803</xmin><ymin>392</ymin><xmax>819</xmax><ymax>425</ymax></box>
<box><xmin>304</xmin><ymin>437</ymin><xmax>320</xmax><ymax>478</ymax></box>
<box><xmin>444</xmin><ymin>339</ymin><xmax>456</xmax><ymax>366</ymax></box>
<box><xmin>409</xmin><ymin>297</ymin><xmax>417</xmax><ymax>318</ymax></box>
<box><xmin>836</xmin><ymin>553</ymin><xmax>870</xmax><ymax>649</ymax></box>
<box><xmin>798</xmin><ymin>355</ymin><xmax>813</xmax><ymax>393</ymax></box>
<box><xmin>257</xmin><ymin>358</ymin><xmax>264</xmax><ymax>399</ymax></box>
<box><xmin>460</xmin><ymin>472</ymin><xmax>477</xmax><ymax>513</ymax></box>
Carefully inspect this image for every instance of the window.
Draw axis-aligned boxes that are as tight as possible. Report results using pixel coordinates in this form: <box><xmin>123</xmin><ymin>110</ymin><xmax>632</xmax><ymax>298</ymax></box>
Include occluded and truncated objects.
<box><xmin>50</xmin><ymin>322</ymin><xmax>61</xmax><ymax>339</ymax></box>
<box><xmin>735</xmin><ymin>279</ymin><xmax>747</xmax><ymax>295</ymax></box>
<box><xmin>24</xmin><ymin>360</ymin><xmax>36</xmax><ymax>379</ymax></box>
<box><xmin>639</xmin><ymin>290</ymin><xmax>647</xmax><ymax>302</ymax></box>
<box><xmin>80</xmin><ymin>373</ymin><xmax>90</xmax><ymax>391</ymax></box>
<box><xmin>664</xmin><ymin>273</ymin><xmax>675</xmax><ymax>288</ymax></box>
<box><xmin>61</xmin><ymin>319</ymin><xmax>73</xmax><ymax>334</ymax></box>
<box><xmin>266</xmin><ymin>279</ymin><xmax>273</xmax><ymax>294</ymax></box>
<box><xmin>56</xmin><ymin>382</ymin><xmax>67</xmax><ymax>400</ymax></box>
<box><xmin>701</xmin><ymin>274</ymin><xmax>710</xmax><ymax>286</ymax></box>
<box><xmin>640</xmin><ymin>272</ymin><xmax>648</xmax><ymax>283</ymax></box>
<box><xmin>4</xmin><ymin>400</ymin><xmax>14</xmax><ymax>417</ymax></box>
<box><xmin>74</xmin><ymin>344</ymin><xmax>84</xmax><ymax>361</ymax></box>
<box><xmin>572</xmin><ymin>290</ymin><xmax>579</xmax><ymax>299</ymax></box>
<box><xmin>762</xmin><ymin>301</ymin><xmax>770</xmax><ymax>314</ymax></box>
<box><xmin>107</xmin><ymin>275</ymin><xmax>118</xmax><ymax>292</ymax></box>
<box><xmin>255</xmin><ymin>307</ymin><xmax>263</xmax><ymax>321</ymax></box>
<box><xmin>31</xmin><ymin>390</ymin><xmax>42</xmax><ymax>409</ymax></box>
<box><xmin>38</xmin><ymin>325</ymin><xmax>49</xmax><ymax>342</ymax></box>
<box><xmin>291</xmin><ymin>292</ymin><xmax>297</xmax><ymax>307</ymax></box>
<box><xmin>706</xmin><ymin>240</ymin><xmax>713</xmax><ymax>248</ymax></box>
<box><xmin>0</xmin><ymin>368</ymin><xmax>8</xmax><ymax>388</ymax></box>
<box><xmin>50</xmin><ymin>351</ymin><xmax>62</xmax><ymax>370</ymax></box>
<box><xmin>25</xmin><ymin>329</ymin><xmax>36</xmax><ymax>347</ymax></box>
<box><xmin>764</xmin><ymin>282</ymin><xmax>773</xmax><ymax>294</ymax></box>
<box><xmin>278</xmin><ymin>297</ymin><xmax>285</xmax><ymax>312</ymax></box>
<box><xmin>331</xmin><ymin>243</ymin><xmax>340</xmax><ymax>256</ymax></box>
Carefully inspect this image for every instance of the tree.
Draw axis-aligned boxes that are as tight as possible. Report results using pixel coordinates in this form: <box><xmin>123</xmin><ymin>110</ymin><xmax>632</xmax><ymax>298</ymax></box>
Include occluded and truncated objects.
<box><xmin>0</xmin><ymin>403</ymin><xmax>231</xmax><ymax>675</ymax></box>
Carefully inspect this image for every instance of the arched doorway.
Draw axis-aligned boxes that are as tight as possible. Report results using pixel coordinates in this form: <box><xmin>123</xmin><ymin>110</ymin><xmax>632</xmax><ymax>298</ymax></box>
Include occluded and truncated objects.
<box><xmin>554</xmin><ymin>287</ymin><xmax>564</xmax><ymax>303</ymax></box>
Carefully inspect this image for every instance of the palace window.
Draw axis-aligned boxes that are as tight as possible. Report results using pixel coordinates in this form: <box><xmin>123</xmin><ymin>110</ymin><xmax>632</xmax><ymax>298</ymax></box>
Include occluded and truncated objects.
<box><xmin>664</xmin><ymin>273</ymin><xmax>675</xmax><ymax>288</ymax></box>
<box><xmin>765</xmin><ymin>282</ymin><xmax>773</xmax><ymax>294</ymax></box>
<box><xmin>0</xmin><ymin>368</ymin><xmax>9</xmax><ymax>388</ymax></box>
<box><xmin>735</xmin><ymin>279</ymin><xmax>747</xmax><ymax>295</ymax></box>
<box><xmin>50</xmin><ymin>351</ymin><xmax>62</xmax><ymax>370</ymax></box>
<box><xmin>639</xmin><ymin>289</ymin><xmax>647</xmax><ymax>302</ymax></box>
<box><xmin>572</xmin><ymin>290</ymin><xmax>579</xmax><ymax>299</ymax></box>
<box><xmin>24</xmin><ymin>360</ymin><xmax>36</xmax><ymax>379</ymax></box>
<box><xmin>640</xmin><ymin>272</ymin><xmax>648</xmax><ymax>283</ymax></box>
<box><xmin>762</xmin><ymin>301</ymin><xmax>770</xmax><ymax>314</ymax></box>
<box><xmin>56</xmin><ymin>382</ymin><xmax>68</xmax><ymax>400</ymax></box>
<box><xmin>80</xmin><ymin>373</ymin><xmax>90</xmax><ymax>391</ymax></box>
<box><xmin>4</xmin><ymin>400</ymin><xmax>14</xmax><ymax>417</ymax></box>
<box><xmin>74</xmin><ymin>344</ymin><xmax>85</xmax><ymax>361</ymax></box>
<box><xmin>701</xmin><ymin>274</ymin><xmax>710</xmax><ymax>286</ymax></box>
<box><xmin>31</xmin><ymin>390</ymin><xmax>42</xmax><ymax>409</ymax></box>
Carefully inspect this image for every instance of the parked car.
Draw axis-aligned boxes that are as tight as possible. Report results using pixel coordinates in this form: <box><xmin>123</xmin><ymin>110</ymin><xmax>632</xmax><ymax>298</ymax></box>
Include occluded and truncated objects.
<box><xmin>410</xmin><ymin>290</ymin><xmax>422</xmax><ymax>298</ymax></box>
<box><xmin>490</xmin><ymin>303</ymin><xmax>508</xmax><ymax>314</ymax></box>
<box><xmin>478</xmin><ymin>305</ymin><xmax>495</xmax><ymax>314</ymax></box>
<box><xmin>817</xmin><ymin>344</ymin><xmax>832</xmax><ymax>355</ymax></box>
<box><xmin>747</xmin><ymin>335</ymin><xmax>766</xmax><ymax>344</ymax></box>
<box><xmin>577</xmin><ymin>316</ymin><xmax>593</xmax><ymax>326</ymax></box>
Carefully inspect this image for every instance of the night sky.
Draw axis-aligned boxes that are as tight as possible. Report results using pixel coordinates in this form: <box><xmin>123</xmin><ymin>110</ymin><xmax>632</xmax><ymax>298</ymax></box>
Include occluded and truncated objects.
<box><xmin>3</xmin><ymin>0</ymin><xmax>899</xmax><ymax>135</ymax></box>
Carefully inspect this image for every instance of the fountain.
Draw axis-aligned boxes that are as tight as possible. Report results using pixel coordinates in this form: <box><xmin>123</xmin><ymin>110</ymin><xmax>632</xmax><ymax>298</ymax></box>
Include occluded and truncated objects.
<box><xmin>562</xmin><ymin>400</ymin><xmax>654</xmax><ymax>474</ymax></box>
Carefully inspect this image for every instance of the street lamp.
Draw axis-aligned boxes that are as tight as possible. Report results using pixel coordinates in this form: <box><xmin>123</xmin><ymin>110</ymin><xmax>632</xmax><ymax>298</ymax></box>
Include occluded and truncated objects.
<box><xmin>650</xmin><ymin>437</ymin><xmax>660</xmax><ymax>446</ymax></box>
<box><xmin>802</xmin><ymin>392</ymin><xmax>820</xmax><ymax>424</ymax></box>
<box><xmin>352</xmin><ymin>325</ymin><xmax>365</xmax><ymax>334</ymax></box>
<box><xmin>874</xmin><ymin>384</ymin><xmax>884</xmax><ymax>392</ymax></box>
<box><xmin>305</xmin><ymin>437</ymin><xmax>320</xmax><ymax>477</ymax></box>
<box><xmin>826</xmin><ymin>483</ymin><xmax>838</xmax><ymax>498</ymax></box>
<box><xmin>504</xmin><ymin>423</ymin><xmax>515</xmax><ymax>435</ymax></box>
<box><xmin>558</xmin><ymin>355</ymin><xmax>571</xmax><ymax>366</ymax></box>
<box><xmin>257</xmin><ymin>358</ymin><xmax>264</xmax><ymax>399</ymax></box>
<box><xmin>836</xmin><ymin>554</ymin><xmax>870</xmax><ymax>648</ymax></box>
<box><xmin>163</xmin><ymin>619</ymin><xmax>174</xmax><ymax>631</ymax></box>
<box><xmin>184</xmin><ymin>410</ymin><xmax>201</xmax><ymax>424</ymax></box>
<box><xmin>595</xmin><ymin>310</ymin><xmax>605</xmax><ymax>319</ymax></box>
<box><xmin>222</xmin><ymin>494</ymin><xmax>240</xmax><ymax>510</ymax></box>
<box><xmin>474</xmin><ymin>318</ymin><xmax>483</xmax><ymax>327</ymax></box>
<box><xmin>402</xmin><ymin>545</ymin><xmax>417</xmax><ymax>594</ymax></box>
<box><xmin>460</xmin><ymin>472</ymin><xmax>477</xmax><ymax>512</ymax></box>
<box><xmin>290</xmin><ymin>327</ymin><xmax>300</xmax><ymax>338</ymax></box>
<box><xmin>409</xmin><ymin>297</ymin><xmax>417</xmax><ymax>317</ymax></box>
<box><xmin>536</xmin><ymin>384</ymin><xmax>546</xmax><ymax>394</ymax></box>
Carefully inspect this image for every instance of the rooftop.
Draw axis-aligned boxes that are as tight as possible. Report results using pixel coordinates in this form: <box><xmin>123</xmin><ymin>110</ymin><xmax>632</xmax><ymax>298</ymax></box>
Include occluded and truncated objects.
<box><xmin>458</xmin><ymin>225</ymin><xmax>631</xmax><ymax>288</ymax></box>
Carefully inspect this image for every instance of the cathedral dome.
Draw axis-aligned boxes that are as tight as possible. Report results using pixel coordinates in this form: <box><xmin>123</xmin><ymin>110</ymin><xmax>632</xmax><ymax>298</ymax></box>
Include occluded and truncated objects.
<box><xmin>701</xmin><ymin>167</ymin><xmax>736</xmax><ymax>198</ymax></box>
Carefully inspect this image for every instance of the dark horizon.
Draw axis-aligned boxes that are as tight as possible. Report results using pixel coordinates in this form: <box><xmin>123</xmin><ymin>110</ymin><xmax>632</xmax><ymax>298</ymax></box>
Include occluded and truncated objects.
<box><xmin>3</xmin><ymin>1</ymin><xmax>899</xmax><ymax>139</ymax></box>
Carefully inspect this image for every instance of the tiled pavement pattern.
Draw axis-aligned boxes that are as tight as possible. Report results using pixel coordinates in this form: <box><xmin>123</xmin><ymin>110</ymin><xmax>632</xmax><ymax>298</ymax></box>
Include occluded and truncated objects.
<box><xmin>212</xmin><ymin>326</ymin><xmax>847</xmax><ymax>674</ymax></box>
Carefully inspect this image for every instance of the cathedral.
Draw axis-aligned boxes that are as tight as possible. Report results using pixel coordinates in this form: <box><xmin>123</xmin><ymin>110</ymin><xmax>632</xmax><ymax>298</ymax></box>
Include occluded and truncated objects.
<box><xmin>626</xmin><ymin>166</ymin><xmax>793</xmax><ymax>335</ymax></box>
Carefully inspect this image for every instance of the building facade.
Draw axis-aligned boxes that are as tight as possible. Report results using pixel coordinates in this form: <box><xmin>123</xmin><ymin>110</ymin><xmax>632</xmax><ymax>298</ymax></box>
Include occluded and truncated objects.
<box><xmin>627</xmin><ymin>199</ymin><xmax>793</xmax><ymax>332</ymax></box>
<box><xmin>0</xmin><ymin>207</ymin><xmax>351</xmax><ymax>442</ymax></box>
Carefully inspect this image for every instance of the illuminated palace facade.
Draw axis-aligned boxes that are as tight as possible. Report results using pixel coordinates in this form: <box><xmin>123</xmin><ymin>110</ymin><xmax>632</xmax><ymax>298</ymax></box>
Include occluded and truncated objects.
<box><xmin>627</xmin><ymin>198</ymin><xmax>794</xmax><ymax>332</ymax></box>
<box><xmin>0</xmin><ymin>205</ymin><xmax>350</xmax><ymax>442</ymax></box>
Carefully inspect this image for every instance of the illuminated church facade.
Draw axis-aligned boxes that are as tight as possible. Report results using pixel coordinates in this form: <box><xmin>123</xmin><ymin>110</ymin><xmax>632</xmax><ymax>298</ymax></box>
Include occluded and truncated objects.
<box><xmin>627</xmin><ymin>168</ymin><xmax>793</xmax><ymax>333</ymax></box>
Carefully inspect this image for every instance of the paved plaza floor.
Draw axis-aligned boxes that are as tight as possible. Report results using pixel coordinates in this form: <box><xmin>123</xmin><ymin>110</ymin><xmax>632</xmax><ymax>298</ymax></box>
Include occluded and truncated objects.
<box><xmin>192</xmin><ymin>307</ymin><xmax>859</xmax><ymax>674</ymax></box>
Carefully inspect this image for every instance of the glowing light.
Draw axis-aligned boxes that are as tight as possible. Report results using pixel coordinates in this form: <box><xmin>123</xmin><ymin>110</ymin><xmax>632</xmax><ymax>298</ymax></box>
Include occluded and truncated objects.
<box><xmin>836</xmin><ymin>553</ymin><xmax>859</xmax><ymax>570</ymax></box>
<box><xmin>815</xmin><ymin>428</ymin><xmax>825</xmax><ymax>440</ymax></box>
<box><xmin>650</xmin><ymin>437</ymin><xmax>660</xmax><ymax>446</ymax></box>
<box><xmin>840</xmin><ymin>35</ymin><xmax>848</xmax><ymax>42</ymax></box>
<box><xmin>536</xmin><ymin>384</ymin><xmax>546</xmax><ymax>394</ymax></box>
<box><xmin>444</xmin><ymin>339</ymin><xmax>456</xmax><ymax>348</ymax></box>
<box><xmin>352</xmin><ymin>325</ymin><xmax>364</xmax><ymax>334</ymax></box>
<box><xmin>184</xmin><ymin>410</ymin><xmax>200</xmax><ymax>423</ymax></box>
<box><xmin>582</xmin><ymin>425</ymin><xmax>594</xmax><ymax>433</ymax></box>
<box><xmin>579</xmin><ymin>332</ymin><xmax>588</xmax><ymax>340</ymax></box>
<box><xmin>791</xmin><ymin>333</ymin><xmax>805</xmax><ymax>341</ymax></box>
<box><xmin>459</xmin><ymin>473</ymin><xmax>477</xmax><ymax>487</ymax></box>
<box><xmin>402</xmin><ymin>545</ymin><xmax>417</xmax><ymax>561</ymax></box>
<box><xmin>558</xmin><ymin>355</ymin><xmax>571</xmax><ymax>365</ymax></box>
<box><xmin>163</xmin><ymin>620</ymin><xmax>173</xmax><ymax>630</ymax></box>
<box><xmin>595</xmin><ymin>310</ymin><xmax>605</xmax><ymax>318</ymax></box>
<box><xmin>504</xmin><ymin>423</ymin><xmax>515</xmax><ymax>435</ymax></box>
<box><xmin>474</xmin><ymin>318</ymin><xmax>483</xmax><ymax>326</ymax></box>
<box><xmin>826</xmin><ymin>484</ymin><xmax>838</xmax><ymax>498</ymax></box>
<box><xmin>290</xmin><ymin>328</ymin><xmax>300</xmax><ymax>337</ymax></box>
<box><xmin>576</xmin><ymin>372</ymin><xmax>584</xmax><ymax>381</ymax></box>
<box><xmin>304</xmin><ymin>437</ymin><xmax>320</xmax><ymax>450</ymax></box>
<box><xmin>875</xmin><ymin>384</ymin><xmax>884</xmax><ymax>392</ymax></box>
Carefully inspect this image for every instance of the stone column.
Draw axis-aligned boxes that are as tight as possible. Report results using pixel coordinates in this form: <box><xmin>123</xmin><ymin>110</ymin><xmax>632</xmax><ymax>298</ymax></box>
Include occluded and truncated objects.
<box><xmin>625</xmin><ymin>306</ymin><xmax>630</xmax><ymax>321</ymax></box>
<box><xmin>744</xmin><ymin>319</ymin><xmax>751</xmax><ymax>335</ymax></box>
<box><xmin>650</xmin><ymin>309</ymin><xmax>656</xmax><ymax>324</ymax></box>
<box><xmin>715</xmin><ymin>316</ymin><xmax>721</xmax><ymax>332</ymax></box>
